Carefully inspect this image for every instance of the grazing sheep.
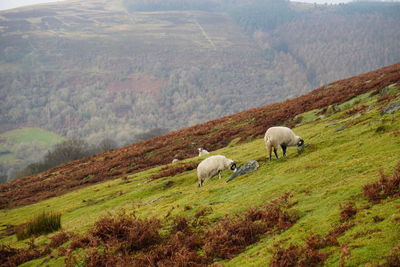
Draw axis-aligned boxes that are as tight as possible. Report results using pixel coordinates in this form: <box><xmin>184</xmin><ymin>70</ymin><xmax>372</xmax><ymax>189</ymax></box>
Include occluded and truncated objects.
<box><xmin>264</xmin><ymin>126</ymin><xmax>304</xmax><ymax>161</ymax></box>
<box><xmin>172</xmin><ymin>159</ymin><xmax>179</xmax><ymax>163</ymax></box>
<box><xmin>197</xmin><ymin>155</ymin><xmax>237</xmax><ymax>187</ymax></box>
<box><xmin>198</xmin><ymin>148</ymin><xmax>210</xmax><ymax>157</ymax></box>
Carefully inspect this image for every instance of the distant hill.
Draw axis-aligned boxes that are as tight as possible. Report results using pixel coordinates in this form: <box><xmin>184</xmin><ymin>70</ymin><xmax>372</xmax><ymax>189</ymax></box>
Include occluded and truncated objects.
<box><xmin>0</xmin><ymin>0</ymin><xmax>399</xmax><ymax>180</ymax></box>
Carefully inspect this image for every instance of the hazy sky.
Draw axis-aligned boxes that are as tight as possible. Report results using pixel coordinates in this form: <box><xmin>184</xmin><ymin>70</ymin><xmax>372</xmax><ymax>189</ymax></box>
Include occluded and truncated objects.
<box><xmin>0</xmin><ymin>0</ymin><xmax>357</xmax><ymax>11</ymax></box>
<box><xmin>1</xmin><ymin>0</ymin><xmax>399</xmax><ymax>11</ymax></box>
<box><xmin>0</xmin><ymin>0</ymin><xmax>64</xmax><ymax>11</ymax></box>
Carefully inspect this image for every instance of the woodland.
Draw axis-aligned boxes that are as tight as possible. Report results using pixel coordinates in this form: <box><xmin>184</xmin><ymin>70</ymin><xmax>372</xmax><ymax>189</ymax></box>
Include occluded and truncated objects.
<box><xmin>0</xmin><ymin>0</ymin><xmax>399</xmax><ymax>180</ymax></box>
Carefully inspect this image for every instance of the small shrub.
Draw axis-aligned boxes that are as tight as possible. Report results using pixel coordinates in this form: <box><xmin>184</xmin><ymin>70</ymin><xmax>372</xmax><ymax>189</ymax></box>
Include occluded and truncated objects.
<box><xmin>0</xmin><ymin>244</ymin><xmax>51</xmax><ymax>267</ymax></box>
<box><xmin>304</xmin><ymin>233</ymin><xmax>338</xmax><ymax>250</ymax></box>
<box><xmin>204</xmin><ymin>193</ymin><xmax>299</xmax><ymax>260</ymax></box>
<box><xmin>345</xmin><ymin>104</ymin><xmax>367</xmax><ymax>116</ymax></box>
<box><xmin>383</xmin><ymin>244</ymin><xmax>400</xmax><ymax>267</ymax></box>
<box><xmin>184</xmin><ymin>205</ymin><xmax>192</xmax><ymax>211</ymax></box>
<box><xmin>340</xmin><ymin>202</ymin><xmax>357</xmax><ymax>222</ymax></box>
<box><xmin>245</xmin><ymin>192</ymin><xmax>298</xmax><ymax>230</ymax></box>
<box><xmin>90</xmin><ymin>210</ymin><xmax>161</xmax><ymax>252</ymax></box>
<box><xmin>16</xmin><ymin>212</ymin><xmax>61</xmax><ymax>240</ymax></box>
<box><xmin>326</xmin><ymin>222</ymin><xmax>354</xmax><ymax>240</ymax></box>
<box><xmin>69</xmin><ymin>235</ymin><xmax>98</xmax><ymax>250</ymax></box>
<box><xmin>137</xmin><ymin>231</ymin><xmax>208</xmax><ymax>266</ymax></box>
<box><xmin>0</xmin><ymin>245</ymin><xmax>18</xmax><ymax>266</ymax></box>
<box><xmin>363</xmin><ymin>162</ymin><xmax>400</xmax><ymax>203</ymax></box>
<box><xmin>204</xmin><ymin>216</ymin><xmax>263</xmax><ymax>259</ymax></box>
<box><xmin>67</xmin><ymin>248</ymin><xmax>135</xmax><ymax>267</ymax></box>
<box><xmin>377</xmin><ymin>94</ymin><xmax>396</xmax><ymax>103</ymax></box>
<box><xmin>270</xmin><ymin>213</ymin><xmax>354</xmax><ymax>267</ymax></box>
<box><xmin>270</xmin><ymin>244</ymin><xmax>328</xmax><ymax>267</ymax></box>
<box><xmin>195</xmin><ymin>207</ymin><xmax>213</xmax><ymax>218</ymax></box>
<box><xmin>49</xmin><ymin>231</ymin><xmax>73</xmax><ymax>248</ymax></box>
<box><xmin>373</xmin><ymin>216</ymin><xmax>384</xmax><ymax>223</ymax></box>
<box><xmin>172</xmin><ymin>216</ymin><xmax>190</xmax><ymax>233</ymax></box>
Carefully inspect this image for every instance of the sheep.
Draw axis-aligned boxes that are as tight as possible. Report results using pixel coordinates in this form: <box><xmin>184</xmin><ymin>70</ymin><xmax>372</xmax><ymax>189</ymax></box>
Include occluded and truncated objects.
<box><xmin>198</xmin><ymin>148</ymin><xmax>210</xmax><ymax>157</ymax></box>
<box><xmin>197</xmin><ymin>155</ymin><xmax>237</xmax><ymax>187</ymax></box>
<box><xmin>264</xmin><ymin>126</ymin><xmax>304</xmax><ymax>161</ymax></box>
<box><xmin>172</xmin><ymin>158</ymin><xmax>179</xmax><ymax>163</ymax></box>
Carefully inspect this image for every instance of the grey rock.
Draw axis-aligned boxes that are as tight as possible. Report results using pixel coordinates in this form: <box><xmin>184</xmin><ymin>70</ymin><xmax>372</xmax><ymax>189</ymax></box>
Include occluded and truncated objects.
<box><xmin>381</xmin><ymin>100</ymin><xmax>400</xmax><ymax>115</ymax></box>
<box><xmin>335</xmin><ymin>125</ymin><xmax>346</xmax><ymax>132</ymax></box>
<box><xmin>227</xmin><ymin>160</ymin><xmax>259</xmax><ymax>182</ymax></box>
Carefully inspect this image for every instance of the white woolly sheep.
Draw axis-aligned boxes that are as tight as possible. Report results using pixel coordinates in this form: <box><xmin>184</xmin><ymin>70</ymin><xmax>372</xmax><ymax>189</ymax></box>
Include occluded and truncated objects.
<box><xmin>264</xmin><ymin>126</ymin><xmax>304</xmax><ymax>161</ymax></box>
<box><xmin>172</xmin><ymin>159</ymin><xmax>179</xmax><ymax>163</ymax></box>
<box><xmin>198</xmin><ymin>148</ymin><xmax>210</xmax><ymax>157</ymax></box>
<box><xmin>197</xmin><ymin>155</ymin><xmax>237</xmax><ymax>187</ymax></box>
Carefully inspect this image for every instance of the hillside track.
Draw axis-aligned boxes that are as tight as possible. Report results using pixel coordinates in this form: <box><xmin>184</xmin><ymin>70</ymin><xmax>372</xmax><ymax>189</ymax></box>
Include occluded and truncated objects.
<box><xmin>1</xmin><ymin>63</ymin><xmax>399</xmax><ymax>209</ymax></box>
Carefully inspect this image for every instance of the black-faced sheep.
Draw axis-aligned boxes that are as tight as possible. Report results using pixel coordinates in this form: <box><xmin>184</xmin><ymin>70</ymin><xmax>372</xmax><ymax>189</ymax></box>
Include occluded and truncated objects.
<box><xmin>198</xmin><ymin>148</ymin><xmax>210</xmax><ymax>156</ymax></box>
<box><xmin>197</xmin><ymin>155</ymin><xmax>237</xmax><ymax>187</ymax></box>
<box><xmin>264</xmin><ymin>126</ymin><xmax>304</xmax><ymax>161</ymax></box>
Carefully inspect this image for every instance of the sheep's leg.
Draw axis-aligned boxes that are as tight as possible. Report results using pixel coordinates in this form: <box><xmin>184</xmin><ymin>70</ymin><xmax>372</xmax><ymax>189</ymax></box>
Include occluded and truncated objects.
<box><xmin>281</xmin><ymin>144</ymin><xmax>287</xmax><ymax>157</ymax></box>
<box><xmin>266</xmin><ymin>141</ymin><xmax>273</xmax><ymax>161</ymax></box>
<box><xmin>274</xmin><ymin>148</ymin><xmax>279</xmax><ymax>159</ymax></box>
<box><xmin>218</xmin><ymin>170</ymin><xmax>222</xmax><ymax>179</ymax></box>
<box><xmin>198</xmin><ymin>179</ymin><xmax>204</xmax><ymax>187</ymax></box>
<box><xmin>210</xmin><ymin>171</ymin><xmax>219</xmax><ymax>180</ymax></box>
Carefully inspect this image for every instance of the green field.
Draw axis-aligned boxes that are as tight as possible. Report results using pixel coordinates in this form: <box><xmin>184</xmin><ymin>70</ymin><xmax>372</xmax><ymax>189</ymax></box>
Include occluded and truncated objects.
<box><xmin>0</xmin><ymin>128</ymin><xmax>64</xmax><ymax>167</ymax></box>
<box><xmin>1</xmin><ymin>128</ymin><xmax>64</xmax><ymax>146</ymax></box>
<box><xmin>1</xmin><ymin>91</ymin><xmax>400</xmax><ymax>266</ymax></box>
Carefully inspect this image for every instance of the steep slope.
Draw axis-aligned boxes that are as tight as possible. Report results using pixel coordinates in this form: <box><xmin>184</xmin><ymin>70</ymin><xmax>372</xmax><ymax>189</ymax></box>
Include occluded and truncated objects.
<box><xmin>0</xmin><ymin>64</ymin><xmax>399</xmax><ymax>266</ymax></box>
<box><xmin>0</xmin><ymin>62</ymin><xmax>399</xmax><ymax>209</ymax></box>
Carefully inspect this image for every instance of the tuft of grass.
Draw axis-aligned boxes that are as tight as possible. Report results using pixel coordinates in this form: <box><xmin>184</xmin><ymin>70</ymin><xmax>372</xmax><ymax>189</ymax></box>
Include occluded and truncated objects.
<box><xmin>16</xmin><ymin>212</ymin><xmax>62</xmax><ymax>240</ymax></box>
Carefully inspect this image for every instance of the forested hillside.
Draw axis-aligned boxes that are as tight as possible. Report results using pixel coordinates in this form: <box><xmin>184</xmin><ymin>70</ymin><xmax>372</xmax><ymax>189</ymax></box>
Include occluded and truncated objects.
<box><xmin>1</xmin><ymin>0</ymin><xmax>400</xmax><ymax>180</ymax></box>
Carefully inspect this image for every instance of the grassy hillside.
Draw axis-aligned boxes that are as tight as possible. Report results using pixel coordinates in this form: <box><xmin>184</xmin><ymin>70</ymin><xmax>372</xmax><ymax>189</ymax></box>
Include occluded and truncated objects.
<box><xmin>0</xmin><ymin>65</ymin><xmax>399</xmax><ymax>266</ymax></box>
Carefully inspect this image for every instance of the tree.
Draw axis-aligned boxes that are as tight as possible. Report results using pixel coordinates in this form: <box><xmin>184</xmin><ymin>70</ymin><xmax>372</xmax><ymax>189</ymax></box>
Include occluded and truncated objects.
<box><xmin>44</xmin><ymin>139</ymin><xmax>90</xmax><ymax>166</ymax></box>
<box><xmin>95</xmin><ymin>138</ymin><xmax>119</xmax><ymax>154</ymax></box>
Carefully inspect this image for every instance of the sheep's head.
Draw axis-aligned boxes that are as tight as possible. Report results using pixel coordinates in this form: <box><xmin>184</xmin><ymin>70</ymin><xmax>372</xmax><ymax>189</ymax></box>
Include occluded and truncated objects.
<box><xmin>297</xmin><ymin>137</ymin><xmax>304</xmax><ymax>147</ymax></box>
<box><xmin>230</xmin><ymin>162</ymin><xmax>237</xmax><ymax>172</ymax></box>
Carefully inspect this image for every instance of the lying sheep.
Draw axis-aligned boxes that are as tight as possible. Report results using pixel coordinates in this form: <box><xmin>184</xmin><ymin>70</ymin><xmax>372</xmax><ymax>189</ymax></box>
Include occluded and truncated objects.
<box><xmin>197</xmin><ymin>155</ymin><xmax>237</xmax><ymax>187</ymax></box>
<box><xmin>198</xmin><ymin>148</ymin><xmax>210</xmax><ymax>157</ymax></box>
<box><xmin>264</xmin><ymin>126</ymin><xmax>304</xmax><ymax>161</ymax></box>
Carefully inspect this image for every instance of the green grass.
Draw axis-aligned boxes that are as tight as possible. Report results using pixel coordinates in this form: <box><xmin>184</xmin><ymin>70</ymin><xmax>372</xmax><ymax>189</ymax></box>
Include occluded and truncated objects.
<box><xmin>1</xmin><ymin>93</ymin><xmax>399</xmax><ymax>266</ymax></box>
<box><xmin>1</xmin><ymin>128</ymin><xmax>64</xmax><ymax>146</ymax></box>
